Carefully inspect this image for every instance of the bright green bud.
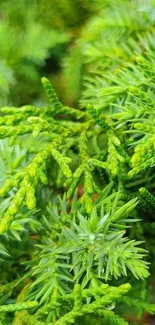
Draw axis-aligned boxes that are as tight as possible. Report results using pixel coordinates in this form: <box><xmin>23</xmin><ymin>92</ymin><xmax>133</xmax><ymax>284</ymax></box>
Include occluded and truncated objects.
<box><xmin>33</xmin><ymin>127</ymin><xmax>40</xmax><ymax>138</ymax></box>
<box><xmin>26</xmin><ymin>187</ymin><xmax>36</xmax><ymax>210</ymax></box>
<box><xmin>41</xmin><ymin>77</ymin><xmax>62</xmax><ymax>113</ymax></box>
<box><xmin>40</xmin><ymin>172</ymin><xmax>48</xmax><ymax>185</ymax></box>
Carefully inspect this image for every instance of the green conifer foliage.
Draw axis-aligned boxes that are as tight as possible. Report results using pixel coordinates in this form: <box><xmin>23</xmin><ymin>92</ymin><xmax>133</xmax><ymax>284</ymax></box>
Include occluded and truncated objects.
<box><xmin>1</xmin><ymin>1</ymin><xmax>155</xmax><ymax>324</ymax></box>
<box><xmin>0</xmin><ymin>76</ymin><xmax>154</xmax><ymax>324</ymax></box>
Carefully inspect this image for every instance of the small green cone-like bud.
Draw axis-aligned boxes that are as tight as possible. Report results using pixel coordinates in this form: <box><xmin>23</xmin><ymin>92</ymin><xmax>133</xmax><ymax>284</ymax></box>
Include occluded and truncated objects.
<box><xmin>41</xmin><ymin>77</ymin><xmax>62</xmax><ymax>113</ymax></box>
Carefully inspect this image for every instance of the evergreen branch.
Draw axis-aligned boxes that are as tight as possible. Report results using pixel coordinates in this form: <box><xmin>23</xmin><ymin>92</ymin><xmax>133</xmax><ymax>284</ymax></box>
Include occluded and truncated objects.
<box><xmin>0</xmin><ymin>301</ymin><xmax>38</xmax><ymax>312</ymax></box>
<box><xmin>139</xmin><ymin>187</ymin><xmax>155</xmax><ymax>208</ymax></box>
<box><xmin>97</xmin><ymin>309</ymin><xmax>129</xmax><ymax>325</ymax></box>
<box><xmin>0</xmin><ymin>137</ymin><xmax>72</xmax><ymax>233</ymax></box>
<box><xmin>52</xmin><ymin>283</ymin><xmax>130</xmax><ymax>325</ymax></box>
<box><xmin>41</xmin><ymin>77</ymin><xmax>62</xmax><ymax>114</ymax></box>
<box><xmin>15</xmin><ymin>311</ymin><xmax>44</xmax><ymax>325</ymax></box>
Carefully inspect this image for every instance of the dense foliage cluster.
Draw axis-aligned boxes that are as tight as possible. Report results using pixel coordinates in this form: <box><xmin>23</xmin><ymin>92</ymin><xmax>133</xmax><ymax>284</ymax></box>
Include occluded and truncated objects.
<box><xmin>1</xmin><ymin>0</ymin><xmax>155</xmax><ymax>324</ymax></box>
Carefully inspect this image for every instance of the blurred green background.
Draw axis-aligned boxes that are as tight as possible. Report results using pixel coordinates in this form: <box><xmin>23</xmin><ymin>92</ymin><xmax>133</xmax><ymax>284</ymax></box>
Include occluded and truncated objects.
<box><xmin>1</xmin><ymin>0</ymin><xmax>155</xmax><ymax>109</ymax></box>
<box><xmin>0</xmin><ymin>0</ymin><xmax>100</xmax><ymax>107</ymax></box>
